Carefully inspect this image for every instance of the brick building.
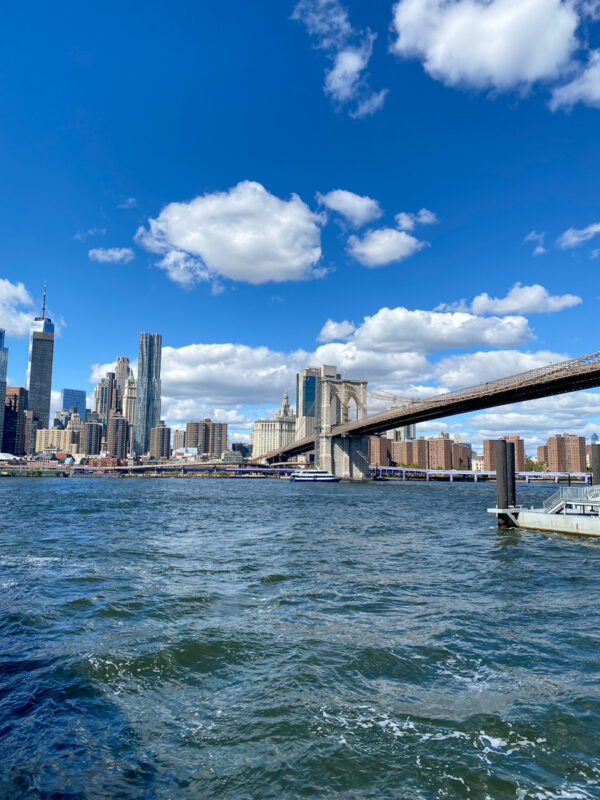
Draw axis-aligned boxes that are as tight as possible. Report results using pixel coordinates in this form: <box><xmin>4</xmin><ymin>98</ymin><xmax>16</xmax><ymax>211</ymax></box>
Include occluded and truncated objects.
<box><xmin>483</xmin><ymin>436</ymin><xmax>525</xmax><ymax>471</ymax></box>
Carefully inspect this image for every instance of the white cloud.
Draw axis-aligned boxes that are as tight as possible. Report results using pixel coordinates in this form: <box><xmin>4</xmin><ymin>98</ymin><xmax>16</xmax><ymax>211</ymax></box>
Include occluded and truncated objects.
<box><xmin>550</xmin><ymin>50</ymin><xmax>600</xmax><ymax>110</ymax></box>
<box><xmin>437</xmin><ymin>283</ymin><xmax>582</xmax><ymax>315</ymax></box>
<box><xmin>351</xmin><ymin>307</ymin><xmax>532</xmax><ymax>352</ymax></box>
<box><xmin>89</xmin><ymin>361</ymin><xmax>118</xmax><ymax>383</ymax></box>
<box><xmin>316</xmin><ymin>189</ymin><xmax>382</xmax><ymax>226</ymax></box>
<box><xmin>471</xmin><ymin>283</ymin><xmax>581</xmax><ymax>314</ymax></box>
<box><xmin>74</xmin><ymin>227</ymin><xmax>107</xmax><ymax>241</ymax></box>
<box><xmin>395</xmin><ymin>208</ymin><xmax>438</xmax><ymax>231</ymax></box>
<box><xmin>391</xmin><ymin>0</ymin><xmax>579</xmax><ymax>91</ymax></box>
<box><xmin>317</xmin><ymin>319</ymin><xmax>356</xmax><ymax>341</ymax></box>
<box><xmin>135</xmin><ymin>181</ymin><xmax>325</xmax><ymax>286</ymax></box>
<box><xmin>469</xmin><ymin>392</ymin><xmax>600</xmax><ymax>446</ymax></box>
<box><xmin>293</xmin><ymin>0</ymin><xmax>388</xmax><ymax>117</ymax></box>
<box><xmin>348</xmin><ymin>228</ymin><xmax>427</xmax><ymax>266</ymax></box>
<box><xmin>556</xmin><ymin>221</ymin><xmax>600</xmax><ymax>249</ymax></box>
<box><xmin>524</xmin><ymin>230</ymin><xmax>547</xmax><ymax>255</ymax></box>
<box><xmin>591</xmin><ymin>248</ymin><xmax>600</xmax><ymax>259</ymax></box>
<box><xmin>434</xmin><ymin>348</ymin><xmax>568</xmax><ymax>387</ymax></box>
<box><xmin>88</xmin><ymin>247</ymin><xmax>135</xmax><ymax>264</ymax></box>
<box><xmin>117</xmin><ymin>197</ymin><xmax>138</xmax><ymax>209</ymax></box>
<box><xmin>161</xmin><ymin>343</ymin><xmax>308</xmax><ymax>405</ymax></box>
<box><xmin>0</xmin><ymin>278</ymin><xmax>35</xmax><ymax>337</ymax></box>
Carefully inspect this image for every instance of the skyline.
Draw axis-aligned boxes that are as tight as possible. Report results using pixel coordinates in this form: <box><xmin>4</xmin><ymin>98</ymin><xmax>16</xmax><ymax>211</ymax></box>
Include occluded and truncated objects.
<box><xmin>1</xmin><ymin>0</ymin><xmax>600</xmax><ymax>452</ymax></box>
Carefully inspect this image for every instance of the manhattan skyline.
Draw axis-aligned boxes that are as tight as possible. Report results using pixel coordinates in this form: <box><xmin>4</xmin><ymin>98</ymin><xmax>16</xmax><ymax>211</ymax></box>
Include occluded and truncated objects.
<box><xmin>1</xmin><ymin>1</ymin><xmax>599</xmax><ymax>452</ymax></box>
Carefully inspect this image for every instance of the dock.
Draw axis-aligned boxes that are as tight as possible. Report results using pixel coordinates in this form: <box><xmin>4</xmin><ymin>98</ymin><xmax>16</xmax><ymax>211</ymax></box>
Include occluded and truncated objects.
<box><xmin>488</xmin><ymin>440</ymin><xmax>600</xmax><ymax>538</ymax></box>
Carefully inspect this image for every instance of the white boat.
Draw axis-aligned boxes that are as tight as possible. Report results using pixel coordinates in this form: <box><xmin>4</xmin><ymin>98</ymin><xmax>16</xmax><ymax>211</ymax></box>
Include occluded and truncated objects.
<box><xmin>289</xmin><ymin>469</ymin><xmax>341</xmax><ymax>483</ymax></box>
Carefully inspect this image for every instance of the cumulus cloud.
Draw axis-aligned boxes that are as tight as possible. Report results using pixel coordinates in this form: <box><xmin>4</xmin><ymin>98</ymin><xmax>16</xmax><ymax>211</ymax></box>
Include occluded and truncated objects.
<box><xmin>88</xmin><ymin>247</ymin><xmax>135</xmax><ymax>264</ymax></box>
<box><xmin>556</xmin><ymin>221</ymin><xmax>600</xmax><ymax>249</ymax></box>
<box><xmin>317</xmin><ymin>319</ymin><xmax>356</xmax><ymax>341</ymax></box>
<box><xmin>468</xmin><ymin>392</ymin><xmax>600</xmax><ymax>447</ymax></box>
<box><xmin>0</xmin><ymin>278</ymin><xmax>35</xmax><ymax>337</ymax></box>
<box><xmin>471</xmin><ymin>283</ymin><xmax>581</xmax><ymax>314</ymax></box>
<box><xmin>351</xmin><ymin>307</ymin><xmax>532</xmax><ymax>352</ymax></box>
<box><xmin>348</xmin><ymin>228</ymin><xmax>427</xmax><ymax>266</ymax></box>
<box><xmin>437</xmin><ymin>283</ymin><xmax>582</xmax><ymax>315</ymax></box>
<box><xmin>391</xmin><ymin>0</ymin><xmax>579</xmax><ymax>92</ymax></box>
<box><xmin>89</xmin><ymin>361</ymin><xmax>118</xmax><ymax>383</ymax></box>
<box><xmin>395</xmin><ymin>208</ymin><xmax>438</xmax><ymax>231</ymax></box>
<box><xmin>524</xmin><ymin>230</ymin><xmax>547</xmax><ymax>255</ymax></box>
<box><xmin>161</xmin><ymin>343</ymin><xmax>308</xmax><ymax>405</ymax></box>
<box><xmin>293</xmin><ymin>0</ymin><xmax>388</xmax><ymax>117</ymax></box>
<box><xmin>434</xmin><ymin>348</ymin><xmax>568</xmax><ymax>387</ymax></box>
<box><xmin>117</xmin><ymin>197</ymin><xmax>138</xmax><ymax>209</ymax></box>
<box><xmin>316</xmin><ymin>189</ymin><xmax>382</xmax><ymax>226</ymax></box>
<box><xmin>550</xmin><ymin>50</ymin><xmax>600</xmax><ymax>110</ymax></box>
<box><xmin>135</xmin><ymin>181</ymin><xmax>325</xmax><ymax>286</ymax></box>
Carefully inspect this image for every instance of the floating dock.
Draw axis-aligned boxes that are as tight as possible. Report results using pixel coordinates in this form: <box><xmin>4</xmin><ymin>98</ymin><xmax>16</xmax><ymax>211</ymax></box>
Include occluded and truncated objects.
<box><xmin>488</xmin><ymin>440</ymin><xmax>600</xmax><ymax>537</ymax></box>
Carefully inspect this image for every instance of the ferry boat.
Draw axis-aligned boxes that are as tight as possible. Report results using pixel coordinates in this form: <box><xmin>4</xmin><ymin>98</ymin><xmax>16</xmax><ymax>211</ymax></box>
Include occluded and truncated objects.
<box><xmin>289</xmin><ymin>469</ymin><xmax>341</xmax><ymax>483</ymax></box>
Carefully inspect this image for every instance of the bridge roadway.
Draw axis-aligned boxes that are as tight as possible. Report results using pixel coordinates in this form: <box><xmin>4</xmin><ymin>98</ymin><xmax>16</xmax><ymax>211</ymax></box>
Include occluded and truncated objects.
<box><xmin>257</xmin><ymin>349</ymin><xmax>600</xmax><ymax>463</ymax></box>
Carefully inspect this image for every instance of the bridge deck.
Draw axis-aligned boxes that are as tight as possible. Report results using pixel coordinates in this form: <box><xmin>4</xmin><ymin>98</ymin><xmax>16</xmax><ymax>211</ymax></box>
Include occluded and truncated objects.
<box><xmin>257</xmin><ymin>350</ymin><xmax>600</xmax><ymax>463</ymax></box>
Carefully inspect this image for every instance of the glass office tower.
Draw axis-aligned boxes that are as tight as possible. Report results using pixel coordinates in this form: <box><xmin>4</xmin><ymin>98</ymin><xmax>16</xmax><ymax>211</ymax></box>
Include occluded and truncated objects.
<box><xmin>26</xmin><ymin>289</ymin><xmax>55</xmax><ymax>434</ymax></box>
<box><xmin>60</xmin><ymin>389</ymin><xmax>87</xmax><ymax>419</ymax></box>
<box><xmin>133</xmin><ymin>333</ymin><xmax>162</xmax><ymax>456</ymax></box>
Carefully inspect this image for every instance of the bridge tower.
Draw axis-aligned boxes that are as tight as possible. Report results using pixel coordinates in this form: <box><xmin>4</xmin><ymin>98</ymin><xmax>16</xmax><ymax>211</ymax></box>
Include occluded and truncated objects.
<box><xmin>316</xmin><ymin>375</ymin><xmax>370</xmax><ymax>480</ymax></box>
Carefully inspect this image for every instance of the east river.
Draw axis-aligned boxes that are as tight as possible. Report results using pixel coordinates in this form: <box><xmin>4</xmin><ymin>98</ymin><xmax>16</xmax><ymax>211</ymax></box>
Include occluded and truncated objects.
<box><xmin>1</xmin><ymin>477</ymin><xmax>599</xmax><ymax>799</ymax></box>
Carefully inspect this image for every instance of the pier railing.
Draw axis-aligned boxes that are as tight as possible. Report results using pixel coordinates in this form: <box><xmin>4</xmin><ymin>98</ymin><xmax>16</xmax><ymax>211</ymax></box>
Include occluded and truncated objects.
<box><xmin>543</xmin><ymin>485</ymin><xmax>600</xmax><ymax>513</ymax></box>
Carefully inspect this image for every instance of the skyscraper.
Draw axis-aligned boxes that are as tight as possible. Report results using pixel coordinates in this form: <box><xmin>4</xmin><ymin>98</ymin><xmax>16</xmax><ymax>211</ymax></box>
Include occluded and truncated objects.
<box><xmin>60</xmin><ymin>389</ymin><xmax>87</xmax><ymax>419</ymax></box>
<box><xmin>2</xmin><ymin>388</ymin><xmax>26</xmax><ymax>455</ymax></box>
<box><xmin>114</xmin><ymin>356</ymin><xmax>130</xmax><ymax>411</ymax></box>
<box><xmin>26</xmin><ymin>284</ymin><xmax>55</xmax><ymax>445</ymax></box>
<box><xmin>107</xmin><ymin>414</ymin><xmax>128</xmax><ymax>459</ymax></box>
<box><xmin>93</xmin><ymin>372</ymin><xmax>115</xmax><ymax>430</ymax></box>
<box><xmin>133</xmin><ymin>333</ymin><xmax>162</xmax><ymax>455</ymax></box>
<box><xmin>150</xmin><ymin>420</ymin><xmax>171</xmax><ymax>459</ymax></box>
<box><xmin>0</xmin><ymin>330</ymin><xmax>7</xmax><ymax>450</ymax></box>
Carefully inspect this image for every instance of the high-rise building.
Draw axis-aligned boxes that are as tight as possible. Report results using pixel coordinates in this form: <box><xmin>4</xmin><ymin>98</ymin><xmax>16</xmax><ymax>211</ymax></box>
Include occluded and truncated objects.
<box><xmin>251</xmin><ymin>391</ymin><xmax>296</xmax><ymax>459</ymax></box>
<box><xmin>107</xmin><ymin>414</ymin><xmax>128</xmax><ymax>459</ymax></box>
<box><xmin>428</xmin><ymin>436</ymin><xmax>453</xmax><ymax>469</ymax></box>
<box><xmin>184</xmin><ymin>419</ymin><xmax>228</xmax><ymax>456</ymax></box>
<box><xmin>114</xmin><ymin>356</ymin><xmax>131</xmax><ymax>411</ymax></box>
<box><xmin>80</xmin><ymin>421</ymin><xmax>102</xmax><ymax>455</ymax></box>
<box><xmin>392</xmin><ymin>438</ymin><xmax>429</xmax><ymax>468</ymax></box>
<box><xmin>387</xmin><ymin>424</ymin><xmax>416</xmax><ymax>442</ymax></box>
<box><xmin>2</xmin><ymin>387</ymin><xmax>26</xmax><ymax>455</ymax></box>
<box><xmin>26</xmin><ymin>285</ymin><xmax>55</xmax><ymax>447</ymax></box>
<box><xmin>94</xmin><ymin>372</ymin><xmax>115</xmax><ymax>430</ymax></box>
<box><xmin>368</xmin><ymin>436</ymin><xmax>392</xmax><ymax>466</ymax></box>
<box><xmin>134</xmin><ymin>333</ymin><xmax>162</xmax><ymax>456</ymax></box>
<box><xmin>209</xmin><ymin>422</ymin><xmax>227</xmax><ymax>456</ymax></box>
<box><xmin>123</xmin><ymin>372</ymin><xmax>137</xmax><ymax>446</ymax></box>
<box><xmin>185</xmin><ymin>420</ymin><xmax>209</xmax><ymax>451</ymax></box>
<box><xmin>150</xmin><ymin>420</ymin><xmax>171</xmax><ymax>459</ymax></box>
<box><xmin>483</xmin><ymin>436</ymin><xmax>525</xmax><ymax>472</ymax></box>
<box><xmin>173</xmin><ymin>429</ymin><xmax>186</xmax><ymax>450</ymax></box>
<box><xmin>60</xmin><ymin>389</ymin><xmax>87</xmax><ymax>419</ymax></box>
<box><xmin>295</xmin><ymin>367</ymin><xmax>322</xmax><ymax>439</ymax></box>
<box><xmin>545</xmin><ymin>433</ymin><xmax>586</xmax><ymax>473</ymax></box>
<box><xmin>0</xmin><ymin>330</ymin><xmax>7</xmax><ymax>450</ymax></box>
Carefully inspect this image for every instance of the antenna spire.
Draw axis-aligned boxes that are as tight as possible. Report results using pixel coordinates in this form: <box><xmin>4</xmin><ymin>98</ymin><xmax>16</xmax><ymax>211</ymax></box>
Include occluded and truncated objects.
<box><xmin>42</xmin><ymin>281</ymin><xmax>47</xmax><ymax>318</ymax></box>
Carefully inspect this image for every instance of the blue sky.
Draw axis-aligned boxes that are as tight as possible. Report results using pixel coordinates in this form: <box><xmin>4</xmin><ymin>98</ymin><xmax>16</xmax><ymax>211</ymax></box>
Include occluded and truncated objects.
<box><xmin>1</xmin><ymin>0</ymin><xmax>600</xmax><ymax>451</ymax></box>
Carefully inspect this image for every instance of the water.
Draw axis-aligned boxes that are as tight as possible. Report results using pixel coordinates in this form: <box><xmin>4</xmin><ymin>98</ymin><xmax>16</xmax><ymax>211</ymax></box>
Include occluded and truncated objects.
<box><xmin>1</xmin><ymin>477</ymin><xmax>599</xmax><ymax>799</ymax></box>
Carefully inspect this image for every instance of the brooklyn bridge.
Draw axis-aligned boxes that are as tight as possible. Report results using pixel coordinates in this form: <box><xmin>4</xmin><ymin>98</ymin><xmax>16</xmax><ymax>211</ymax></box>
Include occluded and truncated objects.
<box><xmin>255</xmin><ymin>350</ymin><xmax>600</xmax><ymax>479</ymax></box>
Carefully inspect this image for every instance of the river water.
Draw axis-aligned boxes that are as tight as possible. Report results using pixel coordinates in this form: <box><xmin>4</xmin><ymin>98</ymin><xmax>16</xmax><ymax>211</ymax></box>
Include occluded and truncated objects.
<box><xmin>1</xmin><ymin>477</ymin><xmax>599</xmax><ymax>799</ymax></box>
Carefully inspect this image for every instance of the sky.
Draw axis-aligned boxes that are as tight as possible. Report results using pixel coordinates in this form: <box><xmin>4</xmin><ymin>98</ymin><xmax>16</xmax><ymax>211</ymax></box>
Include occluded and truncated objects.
<box><xmin>1</xmin><ymin>0</ymin><xmax>600</xmax><ymax>453</ymax></box>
